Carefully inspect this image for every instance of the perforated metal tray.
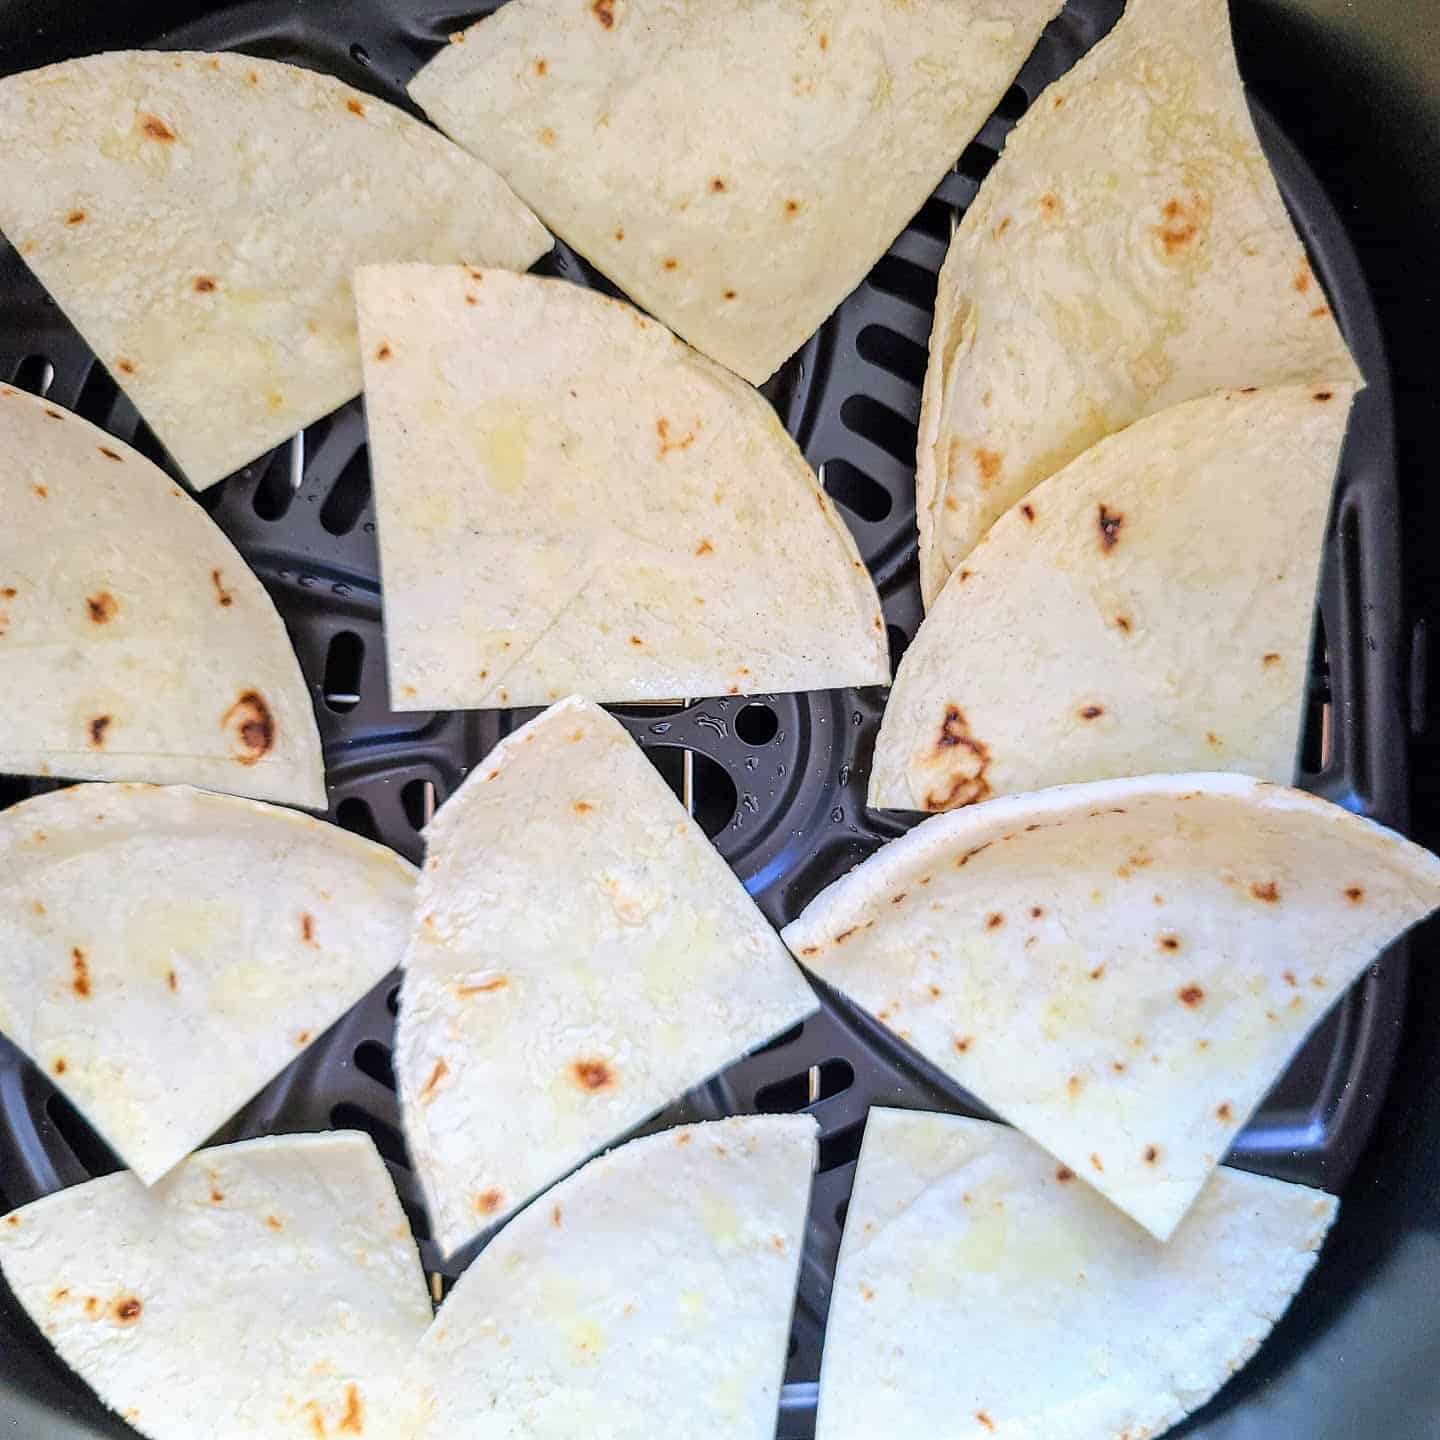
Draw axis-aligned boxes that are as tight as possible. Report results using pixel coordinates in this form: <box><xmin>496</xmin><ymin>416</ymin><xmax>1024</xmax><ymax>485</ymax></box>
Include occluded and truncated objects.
<box><xmin>0</xmin><ymin>2</ymin><xmax>1414</xmax><ymax>1437</ymax></box>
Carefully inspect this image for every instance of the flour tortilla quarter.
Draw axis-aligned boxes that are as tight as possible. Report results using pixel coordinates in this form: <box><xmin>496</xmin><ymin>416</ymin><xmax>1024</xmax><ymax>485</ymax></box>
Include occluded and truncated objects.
<box><xmin>396</xmin><ymin>698</ymin><xmax>818</xmax><ymax>1257</ymax></box>
<box><xmin>406</xmin><ymin>1116</ymin><xmax>816</xmax><ymax>1439</ymax></box>
<box><xmin>0</xmin><ymin>784</ymin><xmax>415</xmax><ymax>1184</ymax></box>
<box><xmin>783</xmin><ymin>775</ymin><xmax>1440</xmax><ymax>1239</ymax></box>
<box><xmin>355</xmin><ymin>267</ymin><xmax>888</xmax><ymax>709</ymax></box>
<box><xmin>0</xmin><ymin>1132</ymin><xmax>431</xmax><ymax>1440</ymax></box>
<box><xmin>873</xmin><ymin>385</ymin><xmax>1355</xmax><ymax>813</ymax></box>
<box><xmin>917</xmin><ymin>0</ymin><xmax>1362</xmax><ymax>604</ymax></box>
<box><xmin>817</xmin><ymin>1110</ymin><xmax>1337</xmax><ymax>1440</ymax></box>
<box><xmin>0</xmin><ymin>51</ymin><xmax>549</xmax><ymax>489</ymax></box>
<box><xmin>0</xmin><ymin>386</ymin><xmax>324</xmax><ymax>807</ymax></box>
<box><xmin>409</xmin><ymin>0</ymin><xmax>1062</xmax><ymax>385</ymax></box>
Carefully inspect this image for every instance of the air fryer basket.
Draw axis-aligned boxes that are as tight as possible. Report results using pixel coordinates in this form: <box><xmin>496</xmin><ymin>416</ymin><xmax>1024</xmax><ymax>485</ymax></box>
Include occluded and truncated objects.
<box><xmin>2</xmin><ymin>1</ymin><xmax>1439</xmax><ymax>1436</ymax></box>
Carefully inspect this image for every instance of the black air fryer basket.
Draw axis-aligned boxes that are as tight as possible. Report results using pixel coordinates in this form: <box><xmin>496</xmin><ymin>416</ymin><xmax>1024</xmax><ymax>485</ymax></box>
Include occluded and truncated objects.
<box><xmin>2</xmin><ymin>2</ymin><xmax>1440</xmax><ymax>1436</ymax></box>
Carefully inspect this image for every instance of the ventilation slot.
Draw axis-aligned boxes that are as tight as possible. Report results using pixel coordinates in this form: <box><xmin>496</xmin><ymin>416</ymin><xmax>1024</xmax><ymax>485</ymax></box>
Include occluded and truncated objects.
<box><xmin>910</xmin><ymin>196</ymin><xmax>955</xmax><ymax>245</ymax></box>
<box><xmin>958</xmin><ymin>141</ymin><xmax>1000</xmax><ymax>183</ymax></box>
<box><xmin>995</xmin><ymin>83</ymin><xmax>1029</xmax><ymax>121</ymax></box>
<box><xmin>354</xmin><ymin>1040</ymin><xmax>396</xmax><ymax>1092</ymax></box>
<box><xmin>10</xmin><ymin>353</ymin><xmax>53</xmax><ymax>396</ymax></box>
<box><xmin>754</xmin><ymin>1021</ymin><xmax>805</xmax><ymax>1055</ymax></box>
<box><xmin>823</xmin><ymin>458</ymin><xmax>893</xmax><ymax>523</ymax></box>
<box><xmin>323</xmin><ymin>631</ymin><xmax>364</xmax><ymax>713</ymax></box>
<box><xmin>330</xmin><ymin>1103</ymin><xmax>408</xmax><ymax>1168</ymax></box>
<box><xmin>252</xmin><ymin>445</ymin><xmax>298</xmax><ymax>521</ymax></box>
<box><xmin>735</xmin><ymin>704</ymin><xmax>780</xmax><ymax>746</ymax></box>
<box><xmin>857</xmin><ymin>324</ymin><xmax>928</xmax><ymax>390</ymax></box>
<box><xmin>840</xmin><ymin>394</ymin><xmax>919</xmax><ymax>468</ymax></box>
<box><xmin>320</xmin><ymin>444</ymin><xmax>372</xmax><ymax>535</ymax></box>
<box><xmin>754</xmin><ymin>1059</ymin><xmax>854</xmax><ymax>1113</ymax></box>
<box><xmin>401</xmin><ymin>777</ymin><xmax>438</xmax><ymax>831</ymax></box>
<box><xmin>1300</xmin><ymin>610</ymin><xmax>1333</xmax><ymax>776</ymax></box>
<box><xmin>690</xmin><ymin>751</ymin><xmax>738</xmax><ymax>837</ymax></box>
<box><xmin>44</xmin><ymin>1092</ymin><xmax>120</xmax><ymax>1179</ymax></box>
<box><xmin>336</xmin><ymin>796</ymin><xmax>381</xmax><ymax>842</ymax></box>
<box><xmin>887</xmin><ymin>625</ymin><xmax>911</xmax><ymax>671</ymax></box>
<box><xmin>867</xmin><ymin>254</ymin><xmax>938</xmax><ymax>312</ymax></box>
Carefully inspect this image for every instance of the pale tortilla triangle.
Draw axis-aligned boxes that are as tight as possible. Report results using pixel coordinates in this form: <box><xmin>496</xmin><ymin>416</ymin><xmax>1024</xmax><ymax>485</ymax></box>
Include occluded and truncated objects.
<box><xmin>0</xmin><ymin>1133</ymin><xmax>431</xmax><ymax>1440</ymax></box>
<box><xmin>0</xmin><ymin>51</ymin><xmax>549</xmax><ymax>488</ymax></box>
<box><xmin>783</xmin><ymin>774</ymin><xmax>1440</xmax><ymax>1239</ymax></box>
<box><xmin>0</xmin><ymin>784</ymin><xmax>414</xmax><ymax>1183</ymax></box>
<box><xmin>410</xmin><ymin>0</ymin><xmax>1063</xmax><ymax>384</ymax></box>
<box><xmin>817</xmin><ymin>1110</ymin><xmax>1337</xmax><ymax>1440</ymax></box>
<box><xmin>873</xmin><ymin>385</ymin><xmax>1353</xmax><ymax>813</ymax></box>
<box><xmin>355</xmin><ymin>267</ymin><xmax>888</xmax><ymax>709</ymax></box>
<box><xmin>396</xmin><ymin>698</ymin><xmax>818</xmax><ymax>1256</ymax></box>
<box><xmin>405</xmin><ymin>1116</ymin><xmax>815</xmax><ymax>1439</ymax></box>
<box><xmin>0</xmin><ymin>385</ymin><xmax>324</xmax><ymax>806</ymax></box>
<box><xmin>917</xmin><ymin>0</ymin><xmax>1361</xmax><ymax>604</ymax></box>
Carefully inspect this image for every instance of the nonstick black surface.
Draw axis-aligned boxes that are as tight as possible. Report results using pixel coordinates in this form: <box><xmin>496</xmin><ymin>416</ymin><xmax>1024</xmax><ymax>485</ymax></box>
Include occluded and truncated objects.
<box><xmin>1</xmin><ymin>2</ymin><xmax>1438</xmax><ymax>1436</ymax></box>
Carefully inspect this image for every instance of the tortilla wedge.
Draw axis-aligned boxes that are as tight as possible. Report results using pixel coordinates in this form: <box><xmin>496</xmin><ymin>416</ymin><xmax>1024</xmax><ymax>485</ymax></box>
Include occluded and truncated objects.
<box><xmin>873</xmin><ymin>385</ymin><xmax>1354</xmax><ymax>813</ymax></box>
<box><xmin>405</xmin><ymin>1116</ymin><xmax>815</xmax><ymax>1440</ymax></box>
<box><xmin>0</xmin><ymin>51</ymin><xmax>549</xmax><ymax>488</ymax></box>
<box><xmin>410</xmin><ymin>0</ymin><xmax>1062</xmax><ymax>385</ymax></box>
<box><xmin>0</xmin><ymin>384</ymin><xmax>324</xmax><ymax>806</ymax></box>
<box><xmin>917</xmin><ymin>0</ymin><xmax>1361</xmax><ymax>603</ymax></box>
<box><xmin>355</xmin><ymin>267</ymin><xmax>888</xmax><ymax>709</ymax></box>
<box><xmin>396</xmin><ymin>697</ymin><xmax>818</xmax><ymax>1257</ymax></box>
<box><xmin>783</xmin><ymin>774</ymin><xmax>1440</xmax><ymax>1239</ymax></box>
<box><xmin>0</xmin><ymin>1132</ymin><xmax>431</xmax><ymax>1440</ymax></box>
<box><xmin>0</xmin><ymin>784</ymin><xmax>414</xmax><ymax>1184</ymax></box>
<box><xmin>816</xmin><ymin>1110</ymin><xmax>1337</xmax><ymax>1440</ymax></box>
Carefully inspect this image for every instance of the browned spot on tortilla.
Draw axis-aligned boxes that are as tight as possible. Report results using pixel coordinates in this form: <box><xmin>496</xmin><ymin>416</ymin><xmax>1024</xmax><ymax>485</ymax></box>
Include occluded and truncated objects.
<box><xmin>3</xmin><ymin>1216</ymin><xmax>17</xmax><ymax>1229</ymax></box>
<box><xmin>1260</xmin><ymin>652</ymin><xmax>1283</xmax><ymax>668</ymax></box>
<box><xmin>1098</xmin><ymin>504</ymin><xmax>1124</xmax><ymax>550</ymax></box>
<box><xmin>1078</xmin><ymin>705</ymin><xmax>1104</xmax><ymax>721</ymax></box>
<box><xmin>111</xmin><ymin>1295</ymin><xmax>142</xmax><ymax>1325</ymax></box>
<box><xmin>52</xmin><ymin>1057</ymin><xmax>66</xmax><ymax>1075</ymax></box>
<box><xmin>115</xmin><ymin>357</ymin><xmax>137</xmax><ymax>377</ymax></box>
<box><xmin>1217</xmin><ymin>1102</ymin><xmax>1234</xmax><ymax>1122</ymax></box>
<box><xmin>1345</xmin><ymin>886</ymin><xmax>1365</xmax><ymax>904</ymax></box>
<box><xmin>1090</xmin><ymin>1152</ymin><xmax>1104</xmax><ymax>1173</ymax></box>
<box><xmin>985</xmin><ymin>912</ymin><xmax>1004</xmax><ymax>930</ymax></box>
<box><xmin>166</xmin><ymin>969</ymin><xmax>177</xmax><ymax>992</ymax></box>
<box><xmin>993</xmin><ymin>216</ymin><xmax>1011</xmax><ymax>239</ymax></box>
<box><xmin>140</xmin><ymin>114</ymin><xmax>176</xmax><ymax>141</ymax></box>
<box><xmin>534</xmin><ymin>58</ymin><xmax>548</xmax><ymax>75</ymax></box>
<box><xmin>65</xmin><ymin>209</ymin><xmax>86</xmax><ymax>225</ymax></box>
<box><xmin>31</xmin><ymin>899</ymin><xmax>44</xmax><ymax>914</ymax></box>
<box><xmin>211</xmin><ymin>569</ymin><xmax>233</xmax><ymax>607</ymax></box>
<box><xmin>973</xmin><ymin>448</ymin><xmax>1002</xmax><ymax>485</ymax></box>
<box><xmin>954</xmin><ymin>1036</ymin><xmax>973</xmax><ymax>1054</ymax></box>
<box><xmin>1179</xmin><ymin>984</ymin><xmax>1205</xmax><ymax>1007</ymax></box>
<box><xmin>1055</xmin><ymin>1165</ymin><xmax>1075</xmax><ymax>1183</ymax></box>
<box><xmin>1111</xmin><ymin>1059</ymin><xmax>1128</xmax><ymax>1073</ymax></box>
<box><xmin>304</xmin><ymin>1405</ymin><xmax>325</xmax><ymax>1439</ymax></box>
<box><xmin>83</xmin><ymin>1296</ymin><xmax>98</xmax><ymax>1315</ymax></box>
<box><xmin>295</xmin><ymin>1031</ymin><xmax>311</xmax><ymax>1046</ymax></box>
<box><xmin>475</xmin><ymin>1188</ymin><xmax>504</xmax><ymax>1216</ymax></box>
<box><xmin>1020</xmin><ymin>503</ymin><xmax>1036</xmax><ymax>523</ymax></box>
<box><xmin>1114</xmin><ymin>613</ymin><xmax>1133</xmax><ymax>633</ymax></box>
<box><xmin>1158</xmin><ymin>934</ymin><xmax>1181</xmax><ymax>952</ymax></box>
<box><xmin>1251</xmin><ymin>881</ymin><xmax>1281</xmax><ymax>903</ymax></box>
<box><xmin>1053</xmin><ymin>94</ymin><xmax>1066</xmax><ymax>108</ymax></box>
<box><xmin>784</xmin><ymin>198</ymin><xmax>802</xmax><ymax>217</ymax></box>
<box><xmin>1314</xmin><ymin>390</ymin><xmax>1334</xmax><ymax>403</ymax></box>
<box><xmin>88</xmin><ymin>715</ymin><xmax>111</xmax><ymax>748</ymax></box>
<box><xmin>223</xmin><ymin>690</ymin><xmax>274</xmax><ymax>764</ymax></box>
<box><xmin>1090</xmin><ymin>964</ymin><xmax>1106</xmax><ymax>981</ymax></box>
<box><xmin>1038</xmin><ymin>192</ymin><xmax>1060</xmax><ymax>217</ymax></box>
<box><xmin>591</xmin><ymin>0</ymin><xmax>615</xmax><ymax>24</ymax></box>
<box><xmin>456</xmin><ymin>975</ymin><xmax>508</xmax><ymax>999</ymax></box>
<box><xmin>420</xmin><ymin>1058</ymin><xmax>450</xmax><ymax>1102</ymax></box>
<box><xmin>33</xmin><ymin>484</ymin><xmax>48</xmax><ymax>498</ymax></box>
<box><xmin>819</xmin><ymin>31</ymin><xmax>829</xmax><ymax>49</ymax></box>
<box><xmin>957</xmin><ymin>842</ymin><xmax>992</xmax><ymax>868</ymax></box>
<box><xmin>374</xmin><ymin>342</ymin><xmax>392</xmax><ymax>361</ymax></box>
<box><xmin>976</xmin><ymin>1411</ymin><xmax>996</xmax><ymax>1433</ymax></box>
<box><xmin>247</xmin><ymin>69</ymin><xmax>259</xmax><ymax>83</ymax></box>
<box><xmin>345</xmin><ymin>98</ymin><xmax>366</xmax><ymax>117</ymax></box>
<box><xmin>674</xmin><ymin>1131</ymin><xmax>692</xmax><ymax>1147</ymax></box>
<box><xmin>708</xmin><ymin>176</ymin><xmax>729</xmax><ymax>194</ymax></box>
<box><xmin>338</xmin><ymin>1384</ymin><xmax>363</xmax><ymax>1433</ymax></box>
<box><xmin>1144</xmin><ymin>1144</ymin><xmax>1160</xmax><ymax>1164</ymax></box>
<box><xmin>1154</xmin><ymin>196</ymin><xmax>1202</xmax><ymax>255</ymax></box>
<box><xmin>300</xmin><ymin>912</ymin><xmax>317</xmax><ymax>945</ymax></box>
<box><xmin>97</xmin><ymin>445</ymin><xmax>126</xmax><ymax>464</ymax></box>
<box><xmin>86</xmin><ymin>592</ymin><xmax>117</xmax><ymax>623</ymax></box>
<box><xmin>572</xmin><ymin>1058</ymin><xmax>614</xmax><ymax>1091</ymax></box>
<box><xmin>799</xmin><ymin>945</ymin><xmax>820</xmax><ymax>957</ymax></box>
<box><xmin>573</xmin><ymin>801</ymin><xmax>596</xmax><ymax>816</ymax></box>
<box><xmin>1312</xmin><ymin>974</ymin><xmax>1328</xmax><ymax>989</ymax></box>
<box><xmin>1067</xmin><ymin>1074</ymin><xmax>1084</xmax><ymax>1098</ymax></box>
<box><xmin>613</xmin><ymin>227</ymin><xmax>625</xmax><ymax>242</ymax></box>
<box><xmin>265</xmin><ymin>1214</ymin><xmax>283</xmax><ymax>1231</ymax></box>
<box><xmin>835</xmin><ymin>923</ymin><xmax>871</xmax><ymax>943</ymax></box>
<box><xmin>1312</xmin><ymin>305</ymin><xmax>1332</xmax><ymax>319</ymax></box>
<box><xmin>1294</xmin><ymin>262</ymin><xmax>1312</xmax><ymax>293</ymax></box>
<box><xmin>924</xmin><ymin>705</ymin><xmax>992</xmax><ymax>811</ymax></box>
<box><xmin>662</xmin><ymin>257</ymin><xmax>679</xmax><ymax>271</ymax></box>
<box><xmin>190</xmin><ymin>273</ymin><xmax>220</xmax><ymax>295</ymax></box>
<box><xmin>538</xmin><ymin>126</ymin><xmax>557</xmax><ymax>146</ymax></box>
